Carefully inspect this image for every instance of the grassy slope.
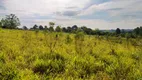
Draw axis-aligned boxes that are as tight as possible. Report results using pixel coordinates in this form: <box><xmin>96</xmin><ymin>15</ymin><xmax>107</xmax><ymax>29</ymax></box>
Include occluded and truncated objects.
<box><xmin>0</xmin><ymin>29</ymin><xmax>142</xmax><ymax>80</ymax></box>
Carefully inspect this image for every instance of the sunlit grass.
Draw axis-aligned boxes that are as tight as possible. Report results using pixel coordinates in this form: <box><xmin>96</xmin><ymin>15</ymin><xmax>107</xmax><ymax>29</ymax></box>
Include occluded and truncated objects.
<box><xmin>0</xmin><ymin>29</ymin><xmax>142</xmax><ymax>80</ymax></box>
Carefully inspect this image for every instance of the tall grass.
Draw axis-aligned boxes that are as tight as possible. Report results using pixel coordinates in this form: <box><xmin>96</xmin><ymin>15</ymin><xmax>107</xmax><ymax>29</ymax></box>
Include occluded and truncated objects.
<box><xmin>0</xmin><ymin>29</ymin><xmax>142</xmax><ymax>80</ymax></box>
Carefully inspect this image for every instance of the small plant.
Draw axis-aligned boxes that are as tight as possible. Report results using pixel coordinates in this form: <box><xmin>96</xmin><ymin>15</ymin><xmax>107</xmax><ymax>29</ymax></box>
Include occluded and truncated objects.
<box><xmin>66</xmin><ymin>35</ymin><xmax>72</xmax><ymax>44</ymax></box>
<box><xmin>0</xmin><ymin>63</ymin><xmax>19</xmax><ymax>80</ymax></box>
<box><xmin>74</xmin><ymin>32</ymin><xmax>85</xmax><ymax>54</ymax></box>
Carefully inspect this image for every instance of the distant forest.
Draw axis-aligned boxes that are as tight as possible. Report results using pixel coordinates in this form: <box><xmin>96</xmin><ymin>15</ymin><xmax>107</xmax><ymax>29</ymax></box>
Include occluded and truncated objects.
<box><xmin>0</xmin><ymin>14</ymin><xmax>142</xmax><ymax>38</ymax></box>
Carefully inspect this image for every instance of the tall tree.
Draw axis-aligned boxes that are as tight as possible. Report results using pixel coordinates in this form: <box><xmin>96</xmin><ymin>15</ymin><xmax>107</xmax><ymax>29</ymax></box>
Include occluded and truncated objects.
<box><xmin>0</xmin><ymin>21</ymin><xmax>2</xmax><ymax>28</ymax></box>
<box><xmin>116</xmin><ymin>28</ymin><xmax>121</xmax><ymax>34</ymax></box>
<box><xmin>44</xmin><ymin>25</ymin><xmax>48</xmax><ymax>30</ymax></box>
<box><xmin>49</xmin><ymin>22</ymin><xmax>55</xmax><ymax>27</ymax></box>
<box><xmin>49</xmin><ymin>22</ymin><xmax>55</xmax><ymax>32</ymax></box>
<box><xmin>140</xmin><ymin>26</ymin><xmax>142</xmax><ymax>36</ymax></box>
<box><xmin>33</xmin><ymin>24</ymin><xmax>38</xmax><ymax>30</ymax></box>
<box><xmin>62</xmin><ymin>27</ymin><xmax>67</xmax><ymax>32</ymax></box>
<box><xmin>55</xmin><ymin>26</ymin><xmax>62</xmax><ymax>32</ymax></box>
<box><xmin>23</xmin><ymin>26</ymin><xmax>28</xmax><ymax>30</ymax></box>
<box><xmin>39</xmin><ymin>25</ymin><xmax>44</xmax><ymax>30</ymax></box>
<box><xmin>72</xmin><ymin>25</ymin><xmax>78</xmax><ymax>31</ymax></box>
<box><xmin>81</xmin><ymin>26</ymin><xmax>93</xmax><ymax>35</ymax></box>
<box><xmin>134</xmin><ymin>27</ymin><xmax>140</xmax><ymax>35</ymax></box>
<box><xmin>1</xmin><ymin>14</ymin><xmax>20</xmax><ymax>29</ymax></box>
<box><xmin>49</xmin><ymin>26</ymin><xmax>54</xmax><ymax>32</ymax></box>
<box><xmin>67</xmin><ymin>26</ymin><xmax>72</xmax><ymax>33</ymax></box>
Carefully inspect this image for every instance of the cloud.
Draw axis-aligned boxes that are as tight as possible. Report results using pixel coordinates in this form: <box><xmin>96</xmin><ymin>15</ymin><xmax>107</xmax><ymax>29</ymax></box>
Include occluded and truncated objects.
<box><xmin>80</xmin><ymin>0</ymin><xmax>142</xmax><ymax>18</ymax></box>
<box><xmin>3</xmin><ymin>0</ymin><xmax>90</xmax><ymax>16</ymax></box>
<box><xmin>0</xmin><ymin>0</ymin><xmax>142</xmax><ymax>29</ymax></box>
<box><xmin>62</xmin><ymin>11</ymin><xmax>80</xmax><ymax>16</ymax></box>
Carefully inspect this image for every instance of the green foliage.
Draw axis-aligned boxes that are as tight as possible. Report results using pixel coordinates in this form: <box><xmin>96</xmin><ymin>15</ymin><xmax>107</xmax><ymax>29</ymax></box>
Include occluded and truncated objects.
<box><xmin>55</xmin><ymin>26</ymin><xmax>62</xmax><ymax>32</ymax></box>
<box><xmin>33</xmin><ymin>24</ymin><xmax>38</xmax><ymax>30</ymax></box>
<box><xmin>0</xmin><ymin>52</ymin><xmax>6</xmax><ymax>63</ymax></box>
<box><xmin>23</xmin><ymin>26</ymin><xmax>28</xmax><ymax>30</ymax></box>
<box><xmin>49</xmin><ymin>22</ymin><xmax>55</xmax><ymax>28</ymax></box>
<box><xmin>0</xmin><ymin>29</ymin><xmax>141</xmax><ymax>80</ymax></box>
<box><xmin>116</xmin><ymin>28</ymin><xmax>121</xmax><ymax>34</ymax></box>
<box><xmin>133</xmin><ymin>26</ymin><xmax>142</xmax><ymax>37</ymax></box>
<box><xmin>0</xmin><ymin>63</ymin><xmax>19</xmax><ymax>80</ymax></box>
<box><xmin>0</xmin><ymin>21</ymin><xmax>2</xmax><ymax>28</ymax></box>
<box><xmin>49</xmin><ymin>27</ymin><xmax>54</xmax><ymax>32</ymax></box>
<box><xmin>39</xmin><ymin>25</ymin><xmax>44</xmax><ymax>30</ymax></box>
<box><xmin>75</xmin><ymin>32</ymin><xmax>85</xmax><ymax>54</ymax></box>
<box><xmin>44</xmin><ymin>26</ymin><xmax>48</xmax><ymax>30</ymax></box>
<box><xmin>33</xmin><ymin>53</ymin><xmax>65</xmax><ymax>75</ymax></box>
<box><xmin>1</xmin><ymin>14</ymin><xmax>20</xmax><ymax>29</ymax></box>
<box><xmin>75</xmin><ymin>32</ymin><xmax>84</xmax><ymax>41</ymax></box>
<box><xmin>66</xmin><ymin>35</ymin><xmax>72</xmax><ymax>44</ymax></box>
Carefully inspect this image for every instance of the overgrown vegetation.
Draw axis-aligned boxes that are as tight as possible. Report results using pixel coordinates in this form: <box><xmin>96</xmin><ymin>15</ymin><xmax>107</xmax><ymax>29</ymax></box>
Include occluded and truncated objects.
<box><xmin>0</xmin><ymin>14</ymin><xmax>142</xmax><ymax>80</ymax></box>
<box><xmin>0</xmin><ymin>29</ymin><xmax>141</xmax><ymax>80</ymax></box>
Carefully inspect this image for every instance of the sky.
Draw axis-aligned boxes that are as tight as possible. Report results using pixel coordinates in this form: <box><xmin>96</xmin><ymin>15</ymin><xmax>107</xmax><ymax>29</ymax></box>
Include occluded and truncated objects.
<box><xmin>0</xmin><ymin>0</ymin><xmax>142</xmax><ymax>29</ymax></box>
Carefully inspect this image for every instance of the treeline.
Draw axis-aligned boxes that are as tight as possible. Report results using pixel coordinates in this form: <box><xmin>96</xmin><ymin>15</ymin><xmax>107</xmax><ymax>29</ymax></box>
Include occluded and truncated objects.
<box><xmin>27</xmin><ymin>24</ymin><xmax>142</xmax><ymax>38</ymax></box>
<box><xmin>0</xmin><ymin>14</ymin><xmax>142</xmax><ymax>38</ymax></box>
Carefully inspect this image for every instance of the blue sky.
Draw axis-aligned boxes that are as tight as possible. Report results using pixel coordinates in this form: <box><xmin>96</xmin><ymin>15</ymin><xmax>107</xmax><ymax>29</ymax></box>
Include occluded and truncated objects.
<box><xmin>0</xmin><ymin>0</ymin><xmax>142</xmax><ymax>29</ymax></box>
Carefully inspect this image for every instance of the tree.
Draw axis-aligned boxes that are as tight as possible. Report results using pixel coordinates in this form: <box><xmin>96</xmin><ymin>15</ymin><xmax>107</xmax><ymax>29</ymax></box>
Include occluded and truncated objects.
<box><xmin>49</xmin><ymin>22</ymin><xmax>55</xmax><ymax>27</ymax></box>
<box><xmin>44</xmin><ymin>26</ymin><xmax>48</xmax><ymax>30</ymax></box>
<box><xmin>49</xmin><ymin>22</ymin><xmax>55</xmax><ymax>32</ymax></box>
<box><xmin>39</xmin><ymin>25</ymin><xmax>44</xmax><ymax>30</ymax></box>
<box><xmin>81</xmin><ymin>26</ymin><xmax>93</xmax><ymax>35</ymax></box>
<box><xmin>121</xmin><ymin>29</ymin><xmax>125</xmax><ymax>33</ymax></box>
<box><xmin>55</xmin><ymin>26</ymin><xmax>62</xmax><ymax>32</ymax></box>
<box><xmin>33</xmin><ymin>24</ymin><xmax>38</xmax><ymax>30</ymax></box>
<box><xmin>93</xmin><ymin>28</ymin><xmax>101</xmax><ymax>35</ymax></box>
<box><xmin>0</xmin><ymin>21</ymin><xmax>2</xmax><ymax>27</ymax></box>
<box><xmin>133</xmin><ymin>27</ymin><xmax>140</xmax><ymax>35</ymax></box>
<box><xmin>116</xmin><ymin>28</ymin><xmax>121</xmax><ymax>34</ymax></box>
<box><xmin>23</xmin><ymin>26</ymin><xmax>28</xmax><ymax>30</ymax></box>
<box><xmin>1</xmin><ymin>14</ymin><xmax>20</xmax><ymax>29</ymax></box>
<box><xmin>72</xmin><ymin>25</ymin><xmax>78</xmax><ymax>31</ymax></box>
<box><xmin>140</xmin><ymin>26</ymin><xmax>142</xmax><ymax>36</ymax></box>
<box><xmin>49</xmin><ymin>26</ymin><xmax>54</xmax><ymax>32</ymax></box>
<box><xmin>67</xmin><ymin>26</ymin><xmax>72</xmax><ymax>33</ymax></box>
<box><xmin>62</xmin><ymin>27</ymin><xmax>67</xmax><ymax>32</ymax></box>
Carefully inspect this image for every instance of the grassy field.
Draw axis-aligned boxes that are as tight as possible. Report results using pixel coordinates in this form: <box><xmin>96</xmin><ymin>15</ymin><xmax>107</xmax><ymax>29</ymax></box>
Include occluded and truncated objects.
<box><xmin>0</xmin><ymin>29</ymin><xmax>142</xmax><ymax>80</ymax></box>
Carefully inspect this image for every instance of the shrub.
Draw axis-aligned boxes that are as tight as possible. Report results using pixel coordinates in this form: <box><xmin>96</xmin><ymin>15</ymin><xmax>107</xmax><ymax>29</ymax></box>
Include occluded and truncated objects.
<box><xmin>74</xmin><ymin>32</ymin><xmax>85</xmax><ymax>54</ymax></box>
<box><xmin>66</xmin><ymin>35</ymin><xmax>72</xmax><ymax>44</ymax></box>
<box><xmin>33</xmin><ymin>53</ymin><xmax>65</xmax><ymax>75</ymax></box>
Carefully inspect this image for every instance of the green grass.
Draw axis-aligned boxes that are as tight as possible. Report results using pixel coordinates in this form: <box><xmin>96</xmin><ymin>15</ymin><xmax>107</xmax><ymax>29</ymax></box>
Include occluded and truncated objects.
<box><xmin>0</xmin><ymin>29</ymin><xmax>142</xmax><ymax>80</ymax></box>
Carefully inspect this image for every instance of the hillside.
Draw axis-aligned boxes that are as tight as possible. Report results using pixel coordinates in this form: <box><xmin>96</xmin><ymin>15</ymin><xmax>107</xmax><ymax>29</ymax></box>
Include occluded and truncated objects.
<box><xmin>0</xmin><ymin>29</ymin><xmax>142</xmax><ymax>80</ymax></box>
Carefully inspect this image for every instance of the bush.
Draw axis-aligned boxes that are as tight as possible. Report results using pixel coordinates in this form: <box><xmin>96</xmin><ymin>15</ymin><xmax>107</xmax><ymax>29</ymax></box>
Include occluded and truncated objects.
<box><xmin>33</xmin><ymin>53</ymin><xmax>65</xmax><ymax>75</ymax></box>
<box><xmin>66</xmin><ymin>35</ymin><xmax>72</xmax><ymax>44</ymax></box>
<box><xmin>74</xmin><ymin>32</ymin><xmax>85</xmax><ymax>54</ymax></box>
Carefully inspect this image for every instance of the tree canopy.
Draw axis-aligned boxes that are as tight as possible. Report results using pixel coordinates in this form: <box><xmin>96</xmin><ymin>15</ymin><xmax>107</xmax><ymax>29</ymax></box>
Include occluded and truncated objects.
<box><xmin>116</xmin><ymin>28</ymin><xmax>121</xmax><ymax>34</ymax></box>
<box><xmin>1</xmin><ymin>14</ymin><xmax>20</xmax><ymax>29</ymax></box>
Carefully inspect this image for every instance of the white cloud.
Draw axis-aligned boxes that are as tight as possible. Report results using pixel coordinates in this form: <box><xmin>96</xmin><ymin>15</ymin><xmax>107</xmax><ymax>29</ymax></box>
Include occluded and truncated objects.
<box><xmin>3</xmin><ymin>0</ymin><xmax>90</xmax><ymax>16</ymax></box>
<box><xmin>79</xmin><ymin>0</ymin><xmax>142</xmax><ymax>17</ymax></box>
<box><xmin>1</xmin><ymin>0</ymin><xmax>142</xmax><ymax>29</ymax></box>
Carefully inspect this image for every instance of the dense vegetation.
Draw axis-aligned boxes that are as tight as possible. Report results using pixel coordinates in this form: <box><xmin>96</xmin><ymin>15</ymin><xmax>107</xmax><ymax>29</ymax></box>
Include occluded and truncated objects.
<box><xmin>0</xmin><ymin>29</ymin><xmax>142</xmax><ymax>80</ymax></box>
<box><xmin>0</xmin><ymin>14</ymin><xmax>142</xmax><ymax>80</ymax></box>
